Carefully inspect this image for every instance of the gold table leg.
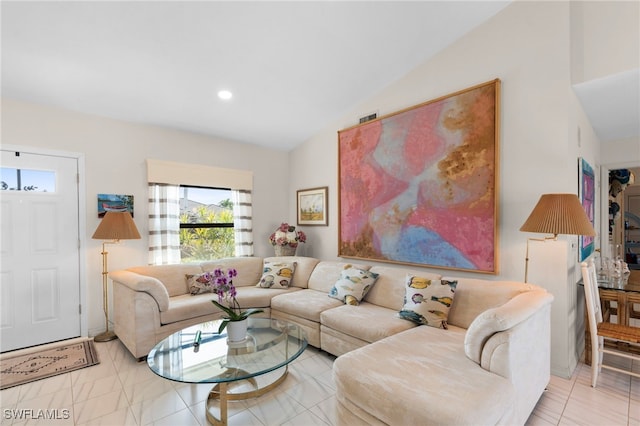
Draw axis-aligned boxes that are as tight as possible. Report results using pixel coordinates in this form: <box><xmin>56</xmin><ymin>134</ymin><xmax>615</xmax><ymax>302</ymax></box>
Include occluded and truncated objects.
<box><xmin>205</xmin><ymin>366</ymin><xmax>289</xmax><ymax>425</ymax></box>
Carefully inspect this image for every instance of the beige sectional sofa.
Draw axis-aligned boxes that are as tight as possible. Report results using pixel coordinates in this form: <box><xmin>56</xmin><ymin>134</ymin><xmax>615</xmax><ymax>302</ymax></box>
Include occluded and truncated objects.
<box><xmin>333</xmin><ymin>278</ymin><xmax>554</xmax><ymax>425</ymax></box>
<box><xmin>110</xmin><ymin>256</ymin><xmax>553</xmax><ymax>425</ymax></box>
<box><xmin>109</xmin><ymin>256</ymin><xmax>320</xmax><ymax>359</ymax></box>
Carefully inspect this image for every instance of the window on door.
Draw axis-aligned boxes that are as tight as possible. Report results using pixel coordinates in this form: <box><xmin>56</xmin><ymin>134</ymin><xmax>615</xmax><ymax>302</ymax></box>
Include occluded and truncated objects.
<box><xmin>179</xmin><ymin>185</ymin><xmax>235</xmax><ymax>262</ymax></box>
<box><xmin>1</xmin><ymin>167</ymin><xmax>56</xmax><ymax>192</ymax></box>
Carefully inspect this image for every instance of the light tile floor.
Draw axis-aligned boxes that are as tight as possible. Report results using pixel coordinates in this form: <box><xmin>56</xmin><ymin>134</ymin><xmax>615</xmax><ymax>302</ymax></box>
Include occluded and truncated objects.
<box><xmin>1</xmin><ymin>338</ymin><xmax>639</xmax><ymax>425</ymax></box>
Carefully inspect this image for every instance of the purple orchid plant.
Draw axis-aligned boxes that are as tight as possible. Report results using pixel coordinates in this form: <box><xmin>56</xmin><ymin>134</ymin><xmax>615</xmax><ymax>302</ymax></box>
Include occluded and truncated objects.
<box><xmin>209</xmin><ymin>267</ymin><xmax>263</xmax><ymax>333</ymax></box>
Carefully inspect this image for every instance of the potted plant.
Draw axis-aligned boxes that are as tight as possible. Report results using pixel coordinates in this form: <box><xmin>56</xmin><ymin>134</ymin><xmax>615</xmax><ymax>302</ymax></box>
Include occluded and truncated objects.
<box><xmin>209</xmin><ymin>268</ymin><xmax>263</xmax><ymax>341</ymax></box>
<box><xmin>269</xmin><ymin>222</ymin><xmax>307</xmax><ymax>256</ymax></box>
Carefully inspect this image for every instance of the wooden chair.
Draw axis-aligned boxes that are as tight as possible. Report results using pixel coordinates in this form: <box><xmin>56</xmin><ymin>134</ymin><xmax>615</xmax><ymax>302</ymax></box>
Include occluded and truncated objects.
<box><xmin>581</xmin><ymin>260</ymin><xmax>640</xmax><ymax>387</ymax></box>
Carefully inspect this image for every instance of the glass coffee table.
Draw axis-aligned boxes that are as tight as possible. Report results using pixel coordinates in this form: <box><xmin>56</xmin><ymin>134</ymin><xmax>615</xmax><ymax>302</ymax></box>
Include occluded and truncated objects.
<box><xmin>147</xmin><ymin>317</ymin><xmax>307</xmax><ymax>425</ymax></box>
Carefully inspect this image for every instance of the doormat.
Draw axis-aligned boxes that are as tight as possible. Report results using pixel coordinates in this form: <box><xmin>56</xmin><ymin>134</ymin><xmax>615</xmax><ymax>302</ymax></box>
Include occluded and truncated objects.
<box><xmin>0</xmin><ymin>340</ymin><xmax>99</xmax><ymax>390</ymax></box>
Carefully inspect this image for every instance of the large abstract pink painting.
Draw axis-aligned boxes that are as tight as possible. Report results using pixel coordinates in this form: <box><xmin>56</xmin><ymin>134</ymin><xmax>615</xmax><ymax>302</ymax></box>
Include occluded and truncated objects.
<box><xmin>338</xmin><ymin>80</ymin><xmax>500</xmax><ymax>273</ymax></box>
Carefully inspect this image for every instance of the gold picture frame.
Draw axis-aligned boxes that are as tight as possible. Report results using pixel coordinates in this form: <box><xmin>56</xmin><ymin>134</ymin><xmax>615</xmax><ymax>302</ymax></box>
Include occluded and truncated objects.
<box><xmin>297</xmin><ymin>186</ymin><xmax>328</xmax><ymax>226</ymax></box>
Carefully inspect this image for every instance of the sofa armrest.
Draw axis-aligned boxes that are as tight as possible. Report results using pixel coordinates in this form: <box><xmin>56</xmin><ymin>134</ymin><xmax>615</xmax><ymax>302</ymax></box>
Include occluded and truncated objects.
<box><xmin>109</xmin><ymin>270</ymin><xmax>170</xmax><ymax>311</ymax></box>
<box><xmin>477</xmin><ymin>299</ymin><xmax>552</xmax><ymax>424</ymax></box>
<box><xmin>464</xmin><ymin>290</ymin><xmax>553</xmax><ymax>364</ymax></box>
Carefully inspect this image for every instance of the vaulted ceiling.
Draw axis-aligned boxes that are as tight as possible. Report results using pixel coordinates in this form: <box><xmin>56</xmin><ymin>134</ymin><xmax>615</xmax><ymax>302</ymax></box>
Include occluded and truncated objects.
<box><xmin>1</xmin><ymin>1</ymin><xmax>512</xmax><ymax>150</ymax></box>
<box><xmin>2</xmin><ymin>1</ymin><xmax>637</xmax><ymax>151</ymax></box>
<box><xmin>573</xmin><ymin>69</ymin><xmax>640</xmax><ymax>144</ymax></box>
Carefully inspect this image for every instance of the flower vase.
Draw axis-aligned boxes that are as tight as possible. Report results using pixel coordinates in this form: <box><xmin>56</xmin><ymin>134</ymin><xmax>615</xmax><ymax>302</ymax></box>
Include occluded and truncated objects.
<box><xmin>226</xmin><ymin>319</ymin><xmax>248</xmax><ymax>343</ymax></box>
<box><xmin>275</xmin><ymin>245</ymin><xmax>296</xmax><ymax>256</ymax></box>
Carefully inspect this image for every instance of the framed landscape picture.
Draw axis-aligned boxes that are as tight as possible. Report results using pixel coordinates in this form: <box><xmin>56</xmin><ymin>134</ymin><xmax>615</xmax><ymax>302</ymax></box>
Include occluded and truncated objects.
<box><xmin>297</xmin><ymin>186</ymin><xmax>328</xmax><ymax>226</ymax></box>
<box><xmin>97</xmin><ymin>193</ymin><xmax>134</xmax><ymax>218</ymax></box>
<box><xmin>338</xmin><ymin>79</ymin><xmax>500</xmax><ymax>273</ymax></box>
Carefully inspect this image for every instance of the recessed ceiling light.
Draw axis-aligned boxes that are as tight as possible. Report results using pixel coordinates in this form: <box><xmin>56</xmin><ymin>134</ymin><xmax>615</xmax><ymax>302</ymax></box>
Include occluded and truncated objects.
<box><xmin>217</xmin><ymin>90</ymin><xmax>233</xmax><ymax>100</ymax></box>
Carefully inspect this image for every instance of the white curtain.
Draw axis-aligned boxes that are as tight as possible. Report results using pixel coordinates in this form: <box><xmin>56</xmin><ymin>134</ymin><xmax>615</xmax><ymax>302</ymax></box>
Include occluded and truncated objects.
<box><xmin>148</xmin><ymin>183</ymin><xmax>181</xmax><ymax>265</ymax></box>
<box><xmin>232</xmin><ymin>189</ymin><xmax>254</xmax><ymax>257</ymax></box>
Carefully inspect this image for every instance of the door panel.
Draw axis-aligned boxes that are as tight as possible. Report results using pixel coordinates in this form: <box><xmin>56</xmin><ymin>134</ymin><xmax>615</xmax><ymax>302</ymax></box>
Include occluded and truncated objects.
<box><xmin>0</xmin><ymin>270</ymin><xmax>15</xmax><ymax>329</ymax></box>
<box><xmin>0</xmin><ymin>150</ymin><xmax>80</xmax><ymax>352</ymax></box>
<box><xmin>32</xmin><ymin>268</ymin><xmax>58</xmax><ymax>322</ymax></box>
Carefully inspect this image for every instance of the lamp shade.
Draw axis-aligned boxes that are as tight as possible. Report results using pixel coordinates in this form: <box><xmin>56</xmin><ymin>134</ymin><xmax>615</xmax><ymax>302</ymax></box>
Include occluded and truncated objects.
<box><xmin>520</xmin><ymin>193</ymin><xmax>596</xmax><ymax>237</ymax></box>
<box><xmin>92</xmin><ymin>211</ymin><xmax>141</xmax><ymax>240</ymax></box>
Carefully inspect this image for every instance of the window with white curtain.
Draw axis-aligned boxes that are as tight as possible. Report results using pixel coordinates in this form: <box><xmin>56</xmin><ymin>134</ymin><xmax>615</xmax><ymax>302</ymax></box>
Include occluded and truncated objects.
<box><xmin>147</xmin><ymin>159</ymin><xmax>254</xmax><ymax>265</ymax></box>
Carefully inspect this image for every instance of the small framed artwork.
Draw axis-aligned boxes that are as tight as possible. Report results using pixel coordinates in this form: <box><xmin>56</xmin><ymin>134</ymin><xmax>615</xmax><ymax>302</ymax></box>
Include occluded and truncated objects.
<box><xmin>579</xmin><ymin>158</ymin><xmax>595</xmax><ymax>261</ymax></box>
<box><xmin>297</xmin><ymin>186</ymin><xmax>328</xmax><ymax>226</ymax></box>
<box><xmin>97</xmin><ymin>194</ymin><xmax>134</xmax><ymax>218</ymax></box>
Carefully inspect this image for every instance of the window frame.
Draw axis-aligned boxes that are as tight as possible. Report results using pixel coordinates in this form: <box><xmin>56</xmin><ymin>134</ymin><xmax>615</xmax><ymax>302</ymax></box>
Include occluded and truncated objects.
<box><xmin>178</xmin><ymin>184</ymin><xmax>236</xmax><ymax>262</ymax></box>
<box><xmin>179</xmin><ymin>184</ymin><xmax>234</xmax><ymax>230</ymax></box>
<box><xmin>146</xmin><ymin>159</ymin><xmax>254</xmax><ymax>263</ymax></box>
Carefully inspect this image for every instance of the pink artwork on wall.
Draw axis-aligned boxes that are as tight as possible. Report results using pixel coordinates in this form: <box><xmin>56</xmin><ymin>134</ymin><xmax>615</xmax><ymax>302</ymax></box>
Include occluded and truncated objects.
<box><xmin>579</xmin><ymin>158</ymin><xmax>595</xmax><ymax>261</ymax></box>
<box><xmin>338</xmin><ymin>80</ymin><xmax>500</xmax><ymax>273</ymax></box>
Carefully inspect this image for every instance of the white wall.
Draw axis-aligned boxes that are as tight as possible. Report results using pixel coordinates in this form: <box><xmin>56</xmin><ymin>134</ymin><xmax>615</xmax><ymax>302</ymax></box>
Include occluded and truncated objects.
<box><xmin>578</xmin><ymin>0</ymin><xmax>640</xmax><ymax>82</ymax></box>
<box><xmin>602</xmin><ymin>137</ymin><xmax>640</xmax><ymax>166</ymax></box>
<box><xmin>290</xmin><ymin>1</ymin><xmax>580</xmax><ymax>282</ymax></box>
<box><xmin>1</xmin><ymin>98</ymin><xmax>290</xmax><ymax>336</ymax></box>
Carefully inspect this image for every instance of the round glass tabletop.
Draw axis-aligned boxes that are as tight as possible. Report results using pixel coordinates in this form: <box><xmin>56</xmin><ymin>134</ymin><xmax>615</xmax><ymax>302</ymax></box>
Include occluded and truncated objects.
<box><xmin>147</xmin><ymin>317</ymin><xmax>307</xmax><ymax>384</ymax></box>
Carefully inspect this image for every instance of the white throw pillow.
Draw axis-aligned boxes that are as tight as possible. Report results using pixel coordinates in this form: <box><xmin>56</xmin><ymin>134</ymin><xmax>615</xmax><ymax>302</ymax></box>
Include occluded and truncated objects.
<box><xmin>328</xmin><ymin>266</ymin><xmax>380</xmax><ymax>305</ymax></box>
<box><xmin>186</xmin><ymin>273</ymin><xmax>215</xmax><ymax>295</ymax></box>
<box><xmin>399</xmin><ymin>275</ymin><xmax>457</xmax><ymax>328</ymax></box>
<box><xmin>257</xmin><ymin>261</ymin><xmax>297</xmax><ymax>289</ymax></box>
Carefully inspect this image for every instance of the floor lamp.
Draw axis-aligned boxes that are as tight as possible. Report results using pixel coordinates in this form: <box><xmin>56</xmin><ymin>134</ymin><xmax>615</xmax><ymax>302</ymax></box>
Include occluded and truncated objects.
<box><xmin>92</xmin><ymin>211</ymin><xmax>141</xmax><ymax>342</ymax></box>
<box><xmin>520</xmin><ymin>193</ymin><xmax>596</xmax><ymax>283</ymax></box>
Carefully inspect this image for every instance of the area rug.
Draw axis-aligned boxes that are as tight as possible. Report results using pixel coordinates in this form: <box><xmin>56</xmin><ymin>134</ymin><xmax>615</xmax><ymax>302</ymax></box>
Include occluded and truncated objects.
<box><xmin>0</xmin><ymin>340</ymin><xmax>99</xmax><ymax>390</ymax></box>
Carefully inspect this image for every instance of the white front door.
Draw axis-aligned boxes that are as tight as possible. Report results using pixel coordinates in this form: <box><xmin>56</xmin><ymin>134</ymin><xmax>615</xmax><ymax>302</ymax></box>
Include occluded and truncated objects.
<box><xmin>0</xmin><ymin>149</ymin><xmax>81</xmax><ymax>352</ymax></box>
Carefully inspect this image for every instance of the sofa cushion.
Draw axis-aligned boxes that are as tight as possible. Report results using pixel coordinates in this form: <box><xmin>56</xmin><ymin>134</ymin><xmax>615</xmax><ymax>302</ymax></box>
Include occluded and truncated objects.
<box><xmin>399</xmin><ymin>276</ymin><xmax>457</xmax><ymax>329</ymax></box>
<box><xmin>257</xmin><ymin>260</ymin><xmax>297</xmax><ymax>288</ymax></box>
<box><xmin>445</xmin><ymin>278</ymin><xmax>537</xmax><ymax>329</ymax></box>
<box><xmin>127</xmin><ymin>264</ymin><xmax>203</xmax><ymax>297</ymax></box>
<box><xmin>234</xmin><ymin>286</ymin><xmax>301</xmax><ymax>308</ymax></box>
<box><xmin>328</xmin><ymin>267</ymin><xmax>379</xmax><ymax>305</ymax></box>
<box><xmin>201</xmin><ymin>257</ymin><xmax>263</xmax><ymax>287</ymax></box>
<box><xmin>308</xmin><ymin>261</ymin><xmax>371</xmax><ymax>293</ymax></box>
<box><xmin>160</xmin><ymin>286</ymin><xmax>299</xmax><ymax>325</ymax></box>
<box><xmin>271</xmin><ymin>289</ymin><xmax>342</xmax><ymax>322</ymax></box>
<box><xmin>333</xmin><ymin>325</ymin><xmax>515</xmax><ymax>426</ymax></box>
<box><xmin>160</xmin><ymin>293</ymin><xmax>220</xmax><ymax>325</ymax></box>
<box><xmin>264</xmin><ymin>256</ymin><xmax>320</xmax><ymax>288</ymax></box>
<box><xmin>366</xmin><ymin>266</ymin><xmax>441</xmax><ymax>310</ymax></box>
<box><xmin>320</xmin><ymin>325</ymin><xmax>369</xmax><ymax>356</ymax></box>
<box><xmin>320</xmin><ymin>303</ymin><xmax>416</xmax><ymax>343</ymax></box>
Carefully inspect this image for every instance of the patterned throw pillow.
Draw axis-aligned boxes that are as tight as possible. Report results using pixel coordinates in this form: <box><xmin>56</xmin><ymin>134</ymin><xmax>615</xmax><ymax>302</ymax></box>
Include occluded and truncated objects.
<box><xmin>186</xmin><ymin>273</ymin><xmax>215</xmax><ymax>295</ymax></box>
<box><xmin>399</xmin><ymin>275</ymin><xmax>457</xmax><ymax>329</ymax></box>
<box><xmin>257</xmin><ymin>261</ymin><xmax>297</xmax><ymax>289</ymax></box>
<box><xmin>328</xmin><ymin>266</ymin><xmax>380</xmax><ymax>306</ymax></box>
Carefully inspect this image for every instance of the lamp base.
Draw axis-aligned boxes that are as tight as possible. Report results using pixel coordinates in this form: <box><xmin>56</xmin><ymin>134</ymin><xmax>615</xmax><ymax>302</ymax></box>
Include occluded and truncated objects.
<box><xmin>94</xmin><ymin>330</ymin><xmax>118</xmax><ymax>342</ymax></box>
